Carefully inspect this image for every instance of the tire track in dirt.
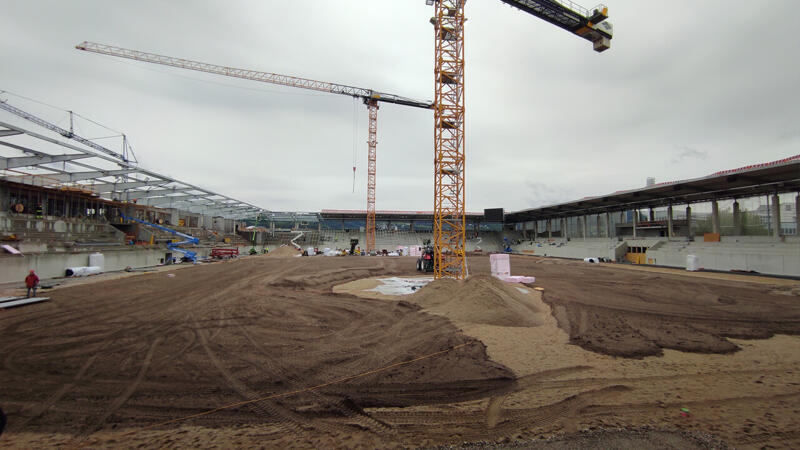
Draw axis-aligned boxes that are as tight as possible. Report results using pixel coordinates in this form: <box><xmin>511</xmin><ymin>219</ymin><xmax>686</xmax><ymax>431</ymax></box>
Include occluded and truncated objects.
<box><xmin>379</xmin><ymin>385</ymin><xmax>632</xmax><ymax>443</ymax></box>
<box><xmin>66</xmin><ymin>336</ymin><xmax>163</xmax><ymax>447</ymax></box>
<box><xmin>579</xmin><ymin>391</ymin><xmax>800</xmax><ymax>418</ymax></box>
<box><xmin>193</xmin><ymin>314</ymin><xmax>317</xmax><ymax>433</ymax></box>
<box><xmin>531</xmin><ymin>366</ymin><xmax>797</xmax><ymax>391</ymax></box>
<box><xmin>485</xmin><ymin>366</ymin><xmax>594</xmax><ymax>428</ymax></box>
<box><xmin>230</xmin><ymin>261</ymin><xmax>403</xmax><ymax>435</ymax></box>
<box><xmin>13</xmin><ymin>347</ymin><xmax>103</xmax><ymax>430</ymax></box>
<box><xmin>236</xmin><ymin>319</ymin><xmax>396</xmax><ymax>436</ymax></box>
<box><xmin>493</xmin><ymin>385</ymin><xmax>632</xmax><ymax>434</ymax></box>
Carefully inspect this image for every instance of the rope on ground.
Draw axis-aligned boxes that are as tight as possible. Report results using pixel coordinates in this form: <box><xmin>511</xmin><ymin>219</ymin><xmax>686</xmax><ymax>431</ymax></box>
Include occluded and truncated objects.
<box><xmin>76</xmin><ymin>340</ymin><xmax>471</xmax><ymax>446</ymax></box>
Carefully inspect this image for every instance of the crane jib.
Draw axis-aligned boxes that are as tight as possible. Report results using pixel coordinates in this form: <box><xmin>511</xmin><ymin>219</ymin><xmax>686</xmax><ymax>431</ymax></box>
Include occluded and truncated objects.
<box><xmin>76</xmin><ymin>42</ymin><xmax>431</xmax><ymax>107</ymax></box>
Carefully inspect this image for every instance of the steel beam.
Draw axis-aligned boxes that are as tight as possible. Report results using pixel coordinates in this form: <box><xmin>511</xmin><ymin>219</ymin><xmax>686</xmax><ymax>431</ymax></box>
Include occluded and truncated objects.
<box><xmin>139</xmin><ymin>195</ymin><xmax>196</xmax><ymax>206</ymax></box>
<box><xmin>87</xmin><ymin>180</ymin><xmax>169</xmax><ymax>193</ymax></box>
<box><xmin>133</xmin><ymin>188</ymin><xmax>199</xmax><ymax>198</ymax></box>
<box><xmin>38</xmin><ymin>169</ymin><xmax>138</xmax><ymax>183</ymax></box>
<box><xmin>0</xmin><ymin>153</ymin><xmax>92</xmax><ymax>170</ymax></box>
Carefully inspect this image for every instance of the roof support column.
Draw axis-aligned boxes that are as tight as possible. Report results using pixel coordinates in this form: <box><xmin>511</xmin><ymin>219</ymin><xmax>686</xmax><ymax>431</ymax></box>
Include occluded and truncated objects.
<box><xmin>596</xmin><ymin>214</ymin><xmax>601</xmax><ymax>238</ymax></box>
<box><xmin>667</xmin><ymin>205</ymin><xmax>674</xmax><ymax>238</ymax></box>
<box><xmin>547</xmin><ymin>219</ymin><xmax>552</xmax><ymax>239</ymax></box>
<box><xmin>711</xmin><ymin>199</ymin><xmax>721</xmax><ymax>235</ymax></box>
<box><xmin>796</xmin><ymin>194</ymin><xmax>800</xmax><ymax>236</ymax></box>
<box><xmin>685</xmin><ymin>206</ymin><xmax>692</xmax><ymax>240</ymax></box>
<box><xmin>605</xmin><ymin>212</ymin><xmax>611</xmax><ymax>238</ymax></box>
<box><xmin>562</xmin><ymin>218</ymin><xmax>568</xmax><ymax>240</ymax></box>
<box><xmin>732</xmin><ymin>200</ymin><xmax>742</xmax><ymax>235</ymax></box>
<box><xmin>581</xmin><ymin>215</ymin><xmax>587</xmax><ymax>240</ymax></box>
<box><xmin>632</xmin><ymin>209</ymin><xmax>638</xmax><ymax>239</ymax></box>
<box><xmin>649</xmin><ymin>207</ymin><xmax>655</xmax><ymax>222</ymax></box>
<box><xmin>771</xmin><ymin>193</ymin><xmax>781</xmax><ymax>239</ymax></box>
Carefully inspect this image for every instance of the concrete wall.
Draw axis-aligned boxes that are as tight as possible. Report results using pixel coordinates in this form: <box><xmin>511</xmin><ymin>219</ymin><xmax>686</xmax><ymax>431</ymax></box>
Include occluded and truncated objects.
<box><xmin>314</xmin><ymin>231</ymin><xmax>504</xmax><ymax>253</ymax></box>
<box><xmin>211</xmin><ymin>217</ymin><xmax>235</xmax><ymax>233</ymax></box>
<box><xmin>513</xmin><ymin>238</ymin><xmax>619</xmax><ymax>260</ymax></box>
<box><xmin>0</xmin><ymin>243</ymin><xmax>277</xmax><ymax>284</ymax></box>
<box><xmin>646</xmin><ymin>239</ymin><xmax>800</xmax><ymax>277</ymax></box>
<box><xmin>0</xmin><ymin>212</ymin><xmax>121</xmax><ymax>238</ymax></box>
<box><xmin>0</xmin><ymin>248</ymin><xmax>167</xmax><ymax>284</ymax></box>
<box><xmin>510</xmin><ymin>236</ymin><xmax>800</xmax><ymax>276</ymax></box>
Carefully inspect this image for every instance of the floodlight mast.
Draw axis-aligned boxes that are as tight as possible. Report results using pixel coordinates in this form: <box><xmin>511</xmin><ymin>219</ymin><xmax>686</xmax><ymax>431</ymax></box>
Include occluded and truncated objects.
<box><xmin>75</xmin><ymin>41</ymin><xmax>433</xmax><ymax>253</ymax></box>
<box><xmin>427</xmin><ymin>0</ymin><xmax>611</xmax><ymax>280</ymax></box>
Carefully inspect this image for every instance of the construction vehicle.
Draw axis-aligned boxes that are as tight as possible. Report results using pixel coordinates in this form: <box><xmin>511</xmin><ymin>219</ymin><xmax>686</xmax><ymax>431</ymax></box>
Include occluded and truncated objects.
<box><xmin>75</xmin><ymin>41</ymin><xmax>432</xmax><ymax>254</ymax></box>
<box><xmin>210</xmin><ymin>248</ymin><xmax>239</xmax><ymax>259</ymax></box>
<box><xmin>349</xmin><ymin>238</ymin><xmax>359</xmax><ymax>256</ymax></box>
<box><xmin>119</xmin><ymin>213</ymin><xmax>199</xmax><ymax>262</ymax></box>
<box><xmin>249</xmin><ymin>214</ymin><xmax>261</xmax><ymax>255</ymax></box>
<box><xmin>416</xmin><ymin>241</ymin><xmax>435</xmax><ymax>272</ymax></box>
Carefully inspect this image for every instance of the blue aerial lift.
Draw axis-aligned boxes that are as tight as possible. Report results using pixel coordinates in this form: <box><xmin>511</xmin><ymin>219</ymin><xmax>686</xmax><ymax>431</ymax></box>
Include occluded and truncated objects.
<box><xmin>119</xmin><ymin>213</ymin><xmax>199</xmax><ymax>262</ymax></box>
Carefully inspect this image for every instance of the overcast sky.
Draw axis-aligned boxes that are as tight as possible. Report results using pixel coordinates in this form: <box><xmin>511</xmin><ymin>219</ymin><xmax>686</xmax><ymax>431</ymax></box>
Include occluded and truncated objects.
<box><xmin>2</xmin><ymin>1</ymin><xmax>798</xmax><ymax>213</ymax></box>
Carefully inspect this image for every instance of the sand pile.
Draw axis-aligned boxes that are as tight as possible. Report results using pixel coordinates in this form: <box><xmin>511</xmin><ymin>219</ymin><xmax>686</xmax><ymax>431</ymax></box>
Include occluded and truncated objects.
<box><xmin>266</xmin><ymin>245</ymin><xmax>301</xmax><ymax>258</ymax></box>
<box><xmin>412</xmin><ymin>274</ymin><xmax>547</xmax><ymax>327</ymax></box>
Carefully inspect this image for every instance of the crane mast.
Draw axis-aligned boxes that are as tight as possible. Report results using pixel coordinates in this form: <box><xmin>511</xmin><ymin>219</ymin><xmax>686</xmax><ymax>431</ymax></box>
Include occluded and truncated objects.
<box><xmin>428</xmin><ymin>0</ymin><xmax>611</xmax><ymax>279</ymax></box>
<box><xmin>76</xmin><ymin>41</ymin><xmax>432</xmax><ymax>253</ymax></box>
<box><xmin>431</xmin><ymin>0</ymin><xmax>467</xmax><ymax>279</ymax></box>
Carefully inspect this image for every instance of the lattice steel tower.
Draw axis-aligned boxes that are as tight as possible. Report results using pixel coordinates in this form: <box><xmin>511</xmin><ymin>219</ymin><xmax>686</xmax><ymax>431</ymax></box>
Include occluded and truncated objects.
<box><xmin>427</xmin><ymin>0</ymin><xmax>611</xmax><ymax>279</ymax></box>
<box><xmin>431</xmin><ymin>0</ymin><xmax>467</xmax><ymax>279</ymax></box>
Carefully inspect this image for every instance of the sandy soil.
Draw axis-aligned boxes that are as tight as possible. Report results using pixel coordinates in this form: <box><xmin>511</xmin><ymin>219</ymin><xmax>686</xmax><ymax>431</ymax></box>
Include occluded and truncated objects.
<box><xmin>265</xmin><ymin>245</ymin><xmax>302</xmax><ymax>258</ymax></box>
<box><xmin>1</xmin><ymin>254</ymin><xmax>799</xmax><ymax>448</ymax></box>
<box><xmin>494</xmin><ymin>256</ymin><xmax>800</xmax><ymax>358</ymax></box>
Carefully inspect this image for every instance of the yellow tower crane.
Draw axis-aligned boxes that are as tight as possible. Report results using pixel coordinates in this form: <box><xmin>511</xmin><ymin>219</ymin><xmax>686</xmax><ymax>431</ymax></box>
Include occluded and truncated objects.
<box><xmin>428</xmin><ymin>0</ymin><xmax>612</xmax><ymax>279</ymax></box>
<box><xmin>75</xmin><ymin>41</ymin><xmax>432</xmax><ymax>253</ymax></box>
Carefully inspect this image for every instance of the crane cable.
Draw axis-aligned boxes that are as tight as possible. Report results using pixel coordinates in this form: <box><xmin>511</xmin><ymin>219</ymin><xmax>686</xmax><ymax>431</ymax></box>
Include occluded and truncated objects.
<box><xmin>352</xmin><ymin>96</ymin><xmax>358</xmax><ymax>193</ymax></box>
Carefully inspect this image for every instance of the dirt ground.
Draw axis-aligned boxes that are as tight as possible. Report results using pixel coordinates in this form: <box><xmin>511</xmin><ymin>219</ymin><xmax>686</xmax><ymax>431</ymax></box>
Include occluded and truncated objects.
<box><xmin>1</xmin><ymin>254</ymin><xmax>799</xmax><ymax>448</ymax></box>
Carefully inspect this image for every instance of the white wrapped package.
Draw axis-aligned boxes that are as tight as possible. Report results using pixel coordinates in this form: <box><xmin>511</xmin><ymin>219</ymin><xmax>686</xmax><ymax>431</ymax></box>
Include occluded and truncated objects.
<box><xmin>490</xmin><ymin>253</ymin><xmax>511</xmax><ymax>277</ymax></box>
<box><xmin>65</xmin><ymin>266</ymin><xmax>102</xmax><ymax>277</ymax></box>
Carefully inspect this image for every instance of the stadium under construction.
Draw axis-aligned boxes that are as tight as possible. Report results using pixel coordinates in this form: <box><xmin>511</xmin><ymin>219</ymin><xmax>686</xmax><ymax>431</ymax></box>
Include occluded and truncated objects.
<box><xmin>3</xmin><ymin>0</ymin><xmax>800</xmax><ymax>447</ymax></box>
<box><xmin>2</xmin><ymin>106</ymin><xmax>798</xmax><ymax>281</ymax></box>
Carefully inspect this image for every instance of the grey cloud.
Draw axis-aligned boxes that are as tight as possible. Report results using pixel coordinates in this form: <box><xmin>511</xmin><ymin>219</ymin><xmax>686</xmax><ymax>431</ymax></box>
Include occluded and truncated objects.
<box><xmin>523</xmin><ymin>181</ymin><xmax>576</xmax><ymax>209</ymax></box>
<box><xmin>671</xmin><ymin>145</ymin><xmax>708</xmax><ymax>164</ymax></box>
<box><xmin>2</xmin><ymin>0</ymin><xmax>799</xmax><ymax>213</ymax></box>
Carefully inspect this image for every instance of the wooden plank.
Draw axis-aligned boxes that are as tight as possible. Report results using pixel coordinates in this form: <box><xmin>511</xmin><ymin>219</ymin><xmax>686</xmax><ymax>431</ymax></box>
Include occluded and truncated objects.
<box><xmin>0</xmin><ymin>297</ymin><xmax>49</xmax><ymax>308</ymax></box>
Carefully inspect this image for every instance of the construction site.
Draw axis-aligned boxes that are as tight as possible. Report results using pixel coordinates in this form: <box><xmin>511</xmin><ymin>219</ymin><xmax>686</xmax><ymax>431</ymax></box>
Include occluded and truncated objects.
<box><xmin>2</xmin><ymin>1</ymin><xmax>800</xmax><ymax>448</ymax></box>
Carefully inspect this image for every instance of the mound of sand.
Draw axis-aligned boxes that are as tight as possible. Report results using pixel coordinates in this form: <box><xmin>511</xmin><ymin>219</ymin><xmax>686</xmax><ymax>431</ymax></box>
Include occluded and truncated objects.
<box><xmin>413</xmin><ymin>275</ymin><xmax>547</xmax><ymax>327</ymax></box>
<box><xmin>266</xmin><ymin>245</ymin><xmax>301</xmax><ymax>258</ymax></box>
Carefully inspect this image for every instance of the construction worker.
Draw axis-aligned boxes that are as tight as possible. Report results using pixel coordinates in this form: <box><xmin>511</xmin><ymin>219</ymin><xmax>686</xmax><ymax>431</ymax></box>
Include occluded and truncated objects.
<box><xmin>25</xmin><ymin>270</ymin><xmax>39</xmax><ymax>298</ymax></box>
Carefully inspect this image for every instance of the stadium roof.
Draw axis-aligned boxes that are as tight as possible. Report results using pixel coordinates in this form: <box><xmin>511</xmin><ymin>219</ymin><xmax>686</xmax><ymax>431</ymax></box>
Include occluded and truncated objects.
<box><xmin>321</xmin><ymin>210</ymin><xmax>484</xmax><ymax>220</ymax></box>
<box><xmin>507</xmin><ymin>155</ymin><xmax>800</xmax><ymax>222</ymax></box>
<box><xmin>0</xmin><ymin>100</ymin><xmax>267</xmax><ymax>219</ymax></box>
